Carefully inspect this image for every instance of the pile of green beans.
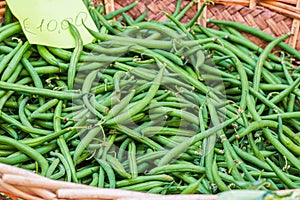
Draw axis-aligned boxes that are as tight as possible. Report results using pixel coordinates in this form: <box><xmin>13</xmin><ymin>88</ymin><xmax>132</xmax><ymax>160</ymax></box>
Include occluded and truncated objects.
<box><xmin>0</xmin><ymin>0</ymin><xmax>300</xmax><ymax>195</ymax></box>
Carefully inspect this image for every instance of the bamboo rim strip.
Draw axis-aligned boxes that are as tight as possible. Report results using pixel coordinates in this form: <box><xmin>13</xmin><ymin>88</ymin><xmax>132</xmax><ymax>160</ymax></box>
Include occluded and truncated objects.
<box><xmin>1</xmin><ymin>162</ymin><xmax>300</xmax><ymax>200</ymax></box>
<box><xmin>0</xmin><ymin>163</ymin><xmax>217</xmax><ymax>200</ymax></box>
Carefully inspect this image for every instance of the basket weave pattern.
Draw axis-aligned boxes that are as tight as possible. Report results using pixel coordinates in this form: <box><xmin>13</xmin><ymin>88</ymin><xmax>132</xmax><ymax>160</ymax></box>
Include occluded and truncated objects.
<box><xmin>106</xmin><ymin>0</ymin><xmax>300</xmax><ymax>50</ymax></box>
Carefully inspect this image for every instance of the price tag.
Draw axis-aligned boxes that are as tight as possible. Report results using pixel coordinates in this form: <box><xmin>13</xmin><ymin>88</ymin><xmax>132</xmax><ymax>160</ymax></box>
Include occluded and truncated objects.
<box><xmin>6</xmin><ymin>0</ymin><xmax>99</xmax><ymax>48</ymax></box>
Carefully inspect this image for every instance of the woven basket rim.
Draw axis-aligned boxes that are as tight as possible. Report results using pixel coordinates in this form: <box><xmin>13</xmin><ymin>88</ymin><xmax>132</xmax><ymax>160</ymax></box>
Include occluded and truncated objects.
<box><xmin>1</xmin><ymin>162</ymin><xmax>300</xmax><ymax>200</ymax></box>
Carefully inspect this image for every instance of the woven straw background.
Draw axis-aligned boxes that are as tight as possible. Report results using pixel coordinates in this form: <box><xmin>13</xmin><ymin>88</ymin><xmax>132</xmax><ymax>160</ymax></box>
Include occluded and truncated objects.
<box><xmin>0</xmin><ymin>0</ymin><xmax>5</xmax><ymax>18</ymax></box>
<box><xmin>98</xmin><ymin>0</ymin><xmax>300</xmax><ymax>50</ymax></box>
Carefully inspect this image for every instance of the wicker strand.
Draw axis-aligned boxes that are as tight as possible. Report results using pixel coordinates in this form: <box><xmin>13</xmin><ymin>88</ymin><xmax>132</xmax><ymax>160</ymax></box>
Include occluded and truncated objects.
<box><xmin>198</xmin><ymin>0</ymin><xmax>207</xmax><ymax>27</ymax></box>
<box><xmin>249</xmin><ymin>0</ymin><xmax>256</xmax><ymax>8</ymax></box>
<box><xmin>25</xmin><ymin>187</ymin><xmax>57</xmax><ymax>200</ymax></box>
<box><xmin>2</xmin><ymin>174</ymin><xmax>91</xmax><ymax>190</ymax></box>
<box><xmin>56</xmin><ymin>188</ymin><xmax>158</xmax><ymax>199</ymax></box>
<box><xmin>260</xmin><ymin>1</ymin><xmax>300</xmax><ymax>20</ymax></box>
<box><xmin>288</xmin><ymin>0</ymin><xmax>300</xmax><ymax>48</ymax></box>
<box><xmin>0</xmin><ymin>179</ymin><xmax>43</xmax><ymax>200</ymax></box>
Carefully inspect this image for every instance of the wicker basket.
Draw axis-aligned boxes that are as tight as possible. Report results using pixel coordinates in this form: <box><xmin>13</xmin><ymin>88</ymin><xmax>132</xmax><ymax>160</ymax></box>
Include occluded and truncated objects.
<box><xmin>0</xmin><ymin>0</ymin><xmax>300</xmax><ymax>199</ymax></box>
<box><xmin>101</xmin><ymin>0</ymin><xmax>300</xmax><ymax>50</ymax></box>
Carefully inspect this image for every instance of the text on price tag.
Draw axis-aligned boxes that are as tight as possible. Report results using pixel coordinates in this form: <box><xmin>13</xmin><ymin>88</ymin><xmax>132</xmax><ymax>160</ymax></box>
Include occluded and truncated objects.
<box><xmin>6</xmin><ymin>0</ymin><xmax>98</xmax><ymax>48</ymax></box>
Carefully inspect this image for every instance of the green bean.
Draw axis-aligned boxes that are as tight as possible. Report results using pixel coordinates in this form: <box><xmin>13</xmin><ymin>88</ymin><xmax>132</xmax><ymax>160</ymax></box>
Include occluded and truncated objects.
<box><xmin>0</xmin><ymin>81</ymin><xmax>82</xmax><ymax>100</ymax></box>
<box><xmin>122</xmin><ymin>13</ymin><xmax>135</xmax><ymax>26</ymax></box>
<box><xmin>98</xmin><ymin>166</ymin><xmax>105</xmax><ymax>188</ymax></box>
<box><xmin>179</xmin><ymin>179</ymin><xmax>201</xmax><ymax>194</ymax></box>
<box><xmin>266</xmin><ymin>158</ymin><xmax>296</xmax><ymax>189</ymax></box>
<box><xmin>113</xmin><ymin>125</ymin><xmax>163</xmax><ymax>151</ymax></box>
<box><xmin>149</xmin><ymin>164</ymin><xmax>206</xmax><ymax>175</ymax></box>
<box><xmin>119</xmin><ymin>181</ymin><xmax>167</xmax><ymax>192</ymax></box>
<box><xmin>0</xmin><ymin>42</ymin><xmax>22</xmax><ymax>74</ymax></box>
<box><xmin>117</xmin><ymin>137</ymin><xmax>131</xmax><ymax>162</ymax></box>
<box><xmin>96</xmin><ymin>158</ymin><xmax>116</xmax><ymax>188</ymax></box>
<box><xmin>89</xmin><ymin>173</ymin><xmax>99</xmax><ymax>187</ymax></box>
<box><xmin>18</xmin><ymin>96</ymin><xmax>33</xmax><ymax>128</ymax></box>
<box><xmin>174</xmin><ymin>0</ymin><xmax>194</xmax><ymax>21</ymax></box>
<box><xmin>261</xmin><ymin>112</ymin><xmax>300</xmax><ymax>120</ymax></box>
<box><xmin>0</xmin><ymin>124</ymin><xmax>18</xmax><ymax>139</ymax></box>
<box><xmin>247</xmin><ymin>96</ymin><xmax>300</xmax><ymax>171</ymax></box>
<box><xmin>105</xmin><ymin>66</ymin><xmax>164</xmax><ymax>125</ymax></box>
<box><xmin>163</xmin><ymin>11</ymin><xmax>194</xmax><ymax>40</ymax></box>
<box><xmin>149</xmin><ymin>107</ymin><xmax>199</xmax><ymax>126</ymax></box>
<box><xmin>212</xmin><ymin>156</ymin><xmax>229</xmax><ymax>191</ymax></box>
<box><xmin>105</xmin><ymin>89</ymin><xmax>136</xmax><ymax>121</ymax></box>
<box><xmin>236</xmin><ymin>119</ymin><xmax>300</xmax><ymax>145</ymax></box>
<box><xmin>21</xmin><ymin>56</ymin><xmax>44</xmax><ymax>105</ymax></box>
<box><xmin>99</xmin><ymin>134</ymin><xmax>117</xmax><ymax>159</ymax></box>
<box><xmin>112</xmin><ymin>71</ymin><xmax>126</xmax><ymax>95</ymax></box>
<box><xmin>85</xmin><ymin>26</ymin><xmax>213</xmax><ymax>50</ymax></box>
<box><xmin>0</xmin><ymin>77</ymin><xmax>32</xmax><ymax>110</ymax></box>
<box><xmin>47</xmin><ymin>47</ymin><xmax>72</xmax><ymax>61</ymax></box>
<box><xmin>29</xmin><ymin>59</ymin><xmax>48</xmax><ymax>67</ymax></box>
<box><xmin>21</xmin><ymin>128</ymin><xmax>73</xmax><ymax>147</ymax></box>
<box><xmin>134</xmin><ymin>6</ymin><xmax>148</xmax><ymax>23</ymax></box>
<box><xmin>253</xmin><ymin>34</ymin><xmax>291</xmax><ymax>93</ymax></box>
<box><xmin>50</xmin><ymin>151</ymin><xmax>71</xmax><ymax>182</ymax></box>
<box><xmin>104</xmin><ymin>1</ymin><xmax>138</xmax><ymax>20</ymax></box>
<box><xmin>153</xmin><ymin>49</ymin><xmax>183</xmax><ymax>66</ymax></box>
<box><xmin>73</xmin><ymin>126</ymin><xmax>104</xmax><ymax>164</ymax></box>
<box><xmin>67</xmin><ymin>22</ymin><xmax>83</xmax><ymax>90</ymax></box>
<box><xmin>54</xmin><ymin>100</ymin><xmax>78</xmax><ymax>183</ymax></box>
<box><xmin>36</xmin><ymin>45</ymin><xmax>68</xmax><ymax>69</ymax></box>
<box><xmin>0</xmin><ymin>111</ymin><xmax>51</xmax><ymax>136</ymax></box>
<box><xmin>92</xmin><ymin>9</ymin><xmax>121</xmax><ymax>35</ymax></box>
<box><xmin>128</xmin><ymin>141</ymin><xmax>138</xmax><ymax>178</ymax></box>
<box><xmin>208</xmin><ymin>19</ymin><xmax>300</xmax><ymax>60</ymax></box>
<box><xmin>30</xmin><ymin>99</ymin><xmax>59</xmax><ymax>119</ymax></box>
<box><xmin>158</xmin><ymin>116</ymin><xmax>238</xmax><ymax>166</ymax></box>
<box><xmin>248</xmin><ymin>171</ymin><xmax>300</xmax><ymax>182</ymax></box>
<box><xmin>46</xmin><ymin>158</ymin><xmax>60</xmax><ymax>178</ymax></box>
<box><xmin>20</xmin><ymin>66</ymin><xmax>62</xmax><ymax>76</ymax></box>
<box><xmin>0</xmin><ymin>142</ymin><xmax>56</xmax><ymax>165</ymax></box>
<box><xmin>106</xmin><ymin>154</ymin><xmax>131</xmax><ymax>179</ymax></box>
<box><xmin>116</xmin><ymin>174</ymin><xmax>173</xmax><ymax>188</ymax></box>
<box><xmin>122</xmin><ymin>21</ymin><xmax>182</xmax><ymax>39</ymax></box>
<box><xmin>0</xmin><ymin>136</ymin><xmax>49</xmax><ymax>176</ymax></box>
<box><xmin>49</xmin><ymin>163</ymin><xmax>66</xmax><ymax>180</ymax></box>
<box><xmin>258</xmin><ymin>83</ymin><xmax>300</xmax><ymax>94</ymax></box>
<box><xmin>278</xmin><ymin>115</ymin><xmax>300</xmax><ymax>156</ymax></box>
<box><xmin>141</xmin><ymin>126</ymin><xmax>197</xmax><ymax>137</ymax></box>
<box><xmin>172</xmin><ymin>0</ymin><xmax>182</xmax><ymax>17</ymax></box>
<box><xmin>0</xmin><ymin>62</ymin><xmax>24</xmax><ymax>100</ymax></box>
<box><xmin>0</xmin><ymin>23</ymin><xmax>22</xmax><ymax>43</ymax></box>
<box><xmin>81</xmin><ymin>70</ymin><xmax>104</xmax><ymax>119</ymax></box>
<box><xmin>76</xmin><ymin>166</ymin><xmax>99</xmax><ymax>179</ymax></box>
<box><xmin>270</xmin><ymin>76</ymin><xmax>300</xmax><ymax>104</ymax></box>
<box><xmin>232</xmin><ymin>145</ymin><xmax>272</xmax><ymax>171</ymax></box>
<box><xmin>1</xmin><ymin>41</ymin><xmax>31</xmax><ymax>81</ymax></box>
<box><xmin>122</xmin><ymin>150</ymin><xmax>165</xmax><ymax>168</ymax></box>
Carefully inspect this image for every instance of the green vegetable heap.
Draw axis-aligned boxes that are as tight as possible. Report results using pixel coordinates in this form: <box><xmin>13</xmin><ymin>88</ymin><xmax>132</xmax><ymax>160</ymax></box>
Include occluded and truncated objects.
<box><xmin>0</xmin><ymin>0</ymin><xmax>299</xmax><ymax>195</ymax></box>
